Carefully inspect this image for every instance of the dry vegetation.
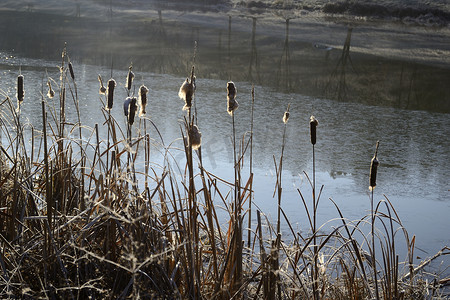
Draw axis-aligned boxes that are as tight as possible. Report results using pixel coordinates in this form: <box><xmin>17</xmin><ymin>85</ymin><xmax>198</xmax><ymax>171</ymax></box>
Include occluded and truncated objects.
<box><xmin>0</xmin><ymin>45</ymin><xmax>448</xmax><ymax>299</ymax></box>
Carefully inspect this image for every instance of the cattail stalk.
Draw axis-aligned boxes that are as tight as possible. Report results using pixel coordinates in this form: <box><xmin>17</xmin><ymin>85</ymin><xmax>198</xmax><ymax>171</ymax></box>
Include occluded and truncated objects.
<box><xmin>277</xmin><ymin>103</ymin><xmax>290</xmax><ymax>236</ymax></box>
<box><xmin>247</xmin><ymin>85</ymin><xmax>255</xmax><ymax>248</ymax></box>
<box><xmin>309</xmin><ymin>115</ymin><xmax>319</xmax><ymax>300</ymax></box>
<box><xmin>370</xmin><ymin>141</ymin><xmax>380</xmax><ymax>300</ymax></box>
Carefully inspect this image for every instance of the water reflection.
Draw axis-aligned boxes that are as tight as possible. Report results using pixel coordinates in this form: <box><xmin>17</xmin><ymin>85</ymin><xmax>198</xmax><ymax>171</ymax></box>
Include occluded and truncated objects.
<box><xmin>325</xmin><ymin>27</ymin><xmax>353</xmax><ymax>101</ymax></box>
<box><xmin>1</xmin><ymin>7</ymin><xmax>449</xmax><ymax>112</ymax></box>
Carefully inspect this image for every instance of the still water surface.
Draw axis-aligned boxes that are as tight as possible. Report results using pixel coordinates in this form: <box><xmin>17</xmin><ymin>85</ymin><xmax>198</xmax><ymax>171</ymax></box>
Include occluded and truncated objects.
<box><xmin>1</xmin><ymin>52</ymin><xmax>448</xmax><ymax>258</ymax></box>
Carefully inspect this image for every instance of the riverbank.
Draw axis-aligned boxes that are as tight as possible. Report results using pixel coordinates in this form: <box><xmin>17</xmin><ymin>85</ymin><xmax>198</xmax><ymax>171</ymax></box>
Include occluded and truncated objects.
<box><xmin>1</xmin><ymin>0</ymin><xmax>449</xmax><ymax>67</ymax></box>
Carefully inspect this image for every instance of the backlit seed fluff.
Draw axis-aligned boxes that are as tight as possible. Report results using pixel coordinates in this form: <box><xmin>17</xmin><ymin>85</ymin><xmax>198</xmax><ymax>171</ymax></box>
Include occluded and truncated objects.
<box><xmin>47</xmin><ymin>80</ymin><xmax>55</xmax><ymax>98</ymax></box>
<box><xmin>283</xmin><ymin>111</ymin><xmax>290</xmax><ymax>124</ymax></box>
<box><xmin>178</xmin><ymin>78</ymin><xmax>195</xmax><ymax>111</ymax></box>
<box><xmin>227</xmin><ymin>81</ymin><xmax>238</xmax><ymax>116</ymax></box>
<box><xmin>190</xmin><ymin>124</ymin><xmax>202</xmax><ymax>150</ymax></box>
<box><xmin>310</xmin><ymin>115</ymin><xmax>318</xmax><ymax>145</ymax></box>
<box><xmin>139</xmin><ymin>85</ymin><xmax>149</xmax><ymax>117</ymax></box>
<box><xmin>98</xmin><ymin>75</ymin><xmax>106</xmax><ymax>95</ymax></box>
<box><xmin>126</xmin><ymin>66</ymin><xmax>134</xmax><ymax>91</ymax></box>
<box><xmin>17</xmin><ymin>75</ymin><xmax>24</xmax><ymax>103</ymax></box>
<box><xmin>369</xmin><ymin>141</ymin><xmax>380</xmax><ymax>191</ymax></box>
<box><xmin>106</xmin><ymin>79</ymin><xmax>116</xmax><ymax>110</ymax></box>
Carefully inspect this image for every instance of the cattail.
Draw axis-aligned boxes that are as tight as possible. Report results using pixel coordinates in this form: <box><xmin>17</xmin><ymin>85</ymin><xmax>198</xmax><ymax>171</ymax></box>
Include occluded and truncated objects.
<box><xmin>283</xmin><ymin>104</ymin><xmax>290</xmax><ymax>124</ymax></box>
<box><xmin>178</xmin><ymin>78</ymin><xmax>195</xmax><ymax>110</ymax></box>
<box><xmin>124</xmin><ymin>97</ymin><xmax>131</xmax><ymax>116</ymax></box>
<box><xmin>138</xmin><ymin>85</ymin><xmax>149</xmax><ymax>117</ymax></box>
<box><xmin>68</xmin><ymin>62</ymin><xmax>75</xmax><ymax>81</ymax></box>
<box><xmin>106</xmin><ymin>78</ymin><xmax>116</xmax><ymax>110</ymax></box>
<box><xmin>129</xmin><ymin>97</ymin><xmax>138</xmax><ymax>125</ymax></box>
<box><xmin>17</xmin><ymin>74</ymin><xmax>24</xmax><ymax>103</ymax></box>
<box><xmin>310</xmin><ymin>115</ymin><xmax>318</xmax><ymax>145</ymax></box>
<box><xmin>124</xmin><ymin>97</ymin><xmax>138</xmax><ymax>125</ymax></box>
<box><xmin>190</xmin><ymin>124</ymin><xmax>202</xmax><ymax>150</ymax></box>
<box><xmin>369</xmin><ymin>141</ymin><xmax>380</xmax><ymax>191</ymax></box>
<box><xmin>227</xmin><ymin>81</ymin><xmax>238</xmax><ymax>116</ymax></box>
<box><xmin>47</xmin><ymin>80</ymin><xmax>55</xmax><ymax>98</ymax></box>
<box><xmin>126</xmin><ymin>65</ymin><xmax>134</xmax><ymax>91</ymax></box>
<box><xmin>98</xmin><ymin>75</ymin><xmax>106</xmax><ymax>95</ymax></box>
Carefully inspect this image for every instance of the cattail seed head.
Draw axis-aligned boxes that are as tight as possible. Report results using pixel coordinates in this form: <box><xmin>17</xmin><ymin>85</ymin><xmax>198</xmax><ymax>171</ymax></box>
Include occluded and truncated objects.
<box><xmin>227</xmin><ymin>81</ymin><xmax>237</xmax><ymax>100</ymax></box>
<box><xmin>310</xmin><ymin>115</ymin><xmax>318</xmax><ymax>145</ymax></box>
<box><xmin>178</xmin><ymin>78</ymin><xmax>195</xmax><ymax>111</ymax></box>
<box><xmin>47</xmin><ymin>80</ymin><xmax>55</xmax><ymax>99</ymax></box>
<box><xmin>124</xmin><ymin>97</ymin><xmax>137</xmax><ymax>125</ymax></box>
<box><xmin>123</xmin><ymin>97</ymin><xmax>131</xmax><ymax>117</ymax></box>
<box><xmin>283</xmin><ymin>103</ymin><xmax>290</xmax><ymax>124</ymax></box>
<box><xmin>283</xmin><ymin>111</ymin><xmax>290</xmax><ymax>124</ymax></box>
<box><xmin>190</xmin><ymin>124</ymin><xmax>202</xmax><ymax>150</ymax></box>
<box><xmin>227</xmin><ymin>81</ymin><xmax>238</xmax><ymax>116</ymax></box>
<box><xmin>98</xmin><ymin>75</ymin><xmax>106</xmax><ymax>95</ymax></box>
<box><xmin>126</xmin><ymin>65</ymin><xmax>134</xmax><ymax>91</ymax></box>
<box><xmin>106</xmin><ymin>78</ymin><xmax>116</xmax><ymax>110</ymax></box>
<box><xmin>68</xmin><ymin>62</ymin><xmax>75</xmax><ymax>81</ymax></box>
<box><xmin>17</xmin><ymin>75</ymin><xmax>24</xmax><ymax>103</ymax></box>
<box><xmin>128</xmin><ymin>97</ymin><xmax>137</xmax><ymax>125</ymax></box>
<box><xmin>139</xmin><ymin>85</ymin><xmax>149</xmax><ymax>117</ymax></box>
<box><xmin>369</xmin><ymin>141</ymin><xmax>380</xmax><ymax>191</ymax></box>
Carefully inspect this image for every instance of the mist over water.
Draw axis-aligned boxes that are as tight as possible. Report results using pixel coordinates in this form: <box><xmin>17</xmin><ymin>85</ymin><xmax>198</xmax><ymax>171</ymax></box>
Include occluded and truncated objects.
<box><xmin>0</xmin><ymin>0</ymin><xmax>449</xmax><ymax>257</ymax></box>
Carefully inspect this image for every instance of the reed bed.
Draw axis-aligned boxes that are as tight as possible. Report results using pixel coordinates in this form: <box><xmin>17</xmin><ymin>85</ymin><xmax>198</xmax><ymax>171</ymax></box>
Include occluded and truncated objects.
<box><xmin>0</xmin><ymin>48</ymin><xmax>448</xmax><ymax>300</ymax></box>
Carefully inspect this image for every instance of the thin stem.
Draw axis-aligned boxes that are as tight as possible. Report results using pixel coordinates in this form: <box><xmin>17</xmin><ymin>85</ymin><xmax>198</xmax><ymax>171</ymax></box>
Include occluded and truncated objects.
<box><xmin>247</xmin><ymin>85</ymin><xmax>255</xmax><ymax>248</ymax></box>
<box><xmin>312</xmin><ymin>143</ymin><xmax>318</xmax><ymax>300</ymax></box>
<box><xmin>372</xmin><ymin>188</ymin><xmax>380</xmax><ymax>300</ymax></box>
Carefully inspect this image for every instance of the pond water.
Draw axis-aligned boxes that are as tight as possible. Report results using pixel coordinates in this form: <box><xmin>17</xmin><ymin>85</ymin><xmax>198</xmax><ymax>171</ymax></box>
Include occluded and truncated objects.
<box><xmin>0</xmin><ymin>2</ymin><xmax>449</xmax><ymax>262</ymax></box>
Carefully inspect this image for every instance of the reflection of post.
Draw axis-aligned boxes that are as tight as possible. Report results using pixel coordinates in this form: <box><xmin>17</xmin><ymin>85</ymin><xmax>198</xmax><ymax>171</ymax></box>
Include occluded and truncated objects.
<box><xmin>248</xmin><ymin>17</ymin><xmax>260</xmax><ymax>83</ymax></box>
<box><xmin>26</xmin><ymin>3</ymin><xmax>34</xmax><ymax>12</ymax></box>
<box><xmin>228</xmin><ymin>15</ymin><xmax>232</xmax><ymax>63</ymax></box>
<box><xmin>326</xmin><ymin>27</ymin><xmax>354</xmax><ymax>101</ymax></box>
<box><xmin>75</xmin><ymin>0</ymin><xmax>81</xmax><ymax>17</ymax></box>
<box><xmin>277</xmin><ymin>18</ymin><xmax>291</xmax><ymax>91</ymax></box>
